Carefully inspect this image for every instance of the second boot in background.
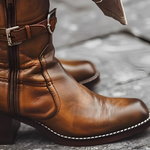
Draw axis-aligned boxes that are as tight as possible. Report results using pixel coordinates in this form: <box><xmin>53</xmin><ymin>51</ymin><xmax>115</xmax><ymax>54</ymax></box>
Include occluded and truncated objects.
<box><xmin>60</xmin><ymin>59</ymin><xmax>100</xmax><ymax>85</ymax></box>
<box><xmin>57</xmin><ymin>0</ymin><xmax>127</xmax><ymax>85</ymax></box>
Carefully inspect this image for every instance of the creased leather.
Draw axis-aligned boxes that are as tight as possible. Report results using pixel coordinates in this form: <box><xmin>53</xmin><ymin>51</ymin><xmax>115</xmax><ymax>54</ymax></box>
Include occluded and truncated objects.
<box><xmin>16</xmin><ymin>0</ymin><xmax>49</xmax><ymax>26</ymax></box>
<box><xmin>60</xmin><ymin>60</ymin><xmax>97</xmax><ymax>83</ymax></box>
<box><xmin>0</xmin><ymin>0</ymin><xmax>149</xmax><ymax>138</ymax></box>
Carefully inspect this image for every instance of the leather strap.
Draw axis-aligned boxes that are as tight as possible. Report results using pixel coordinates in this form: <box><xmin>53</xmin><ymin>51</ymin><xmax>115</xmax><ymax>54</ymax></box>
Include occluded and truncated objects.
<box><xmin>0</xmin><ymin>8</ymin><xmax>57</xmax><ymax>45</ymax></box>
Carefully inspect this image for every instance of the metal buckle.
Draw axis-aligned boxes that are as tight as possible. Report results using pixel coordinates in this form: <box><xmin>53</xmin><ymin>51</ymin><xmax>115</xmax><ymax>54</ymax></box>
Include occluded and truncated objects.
<box><xmin>47</xmin><ymin>13</ymin><xmax>53</xmax><ymax>34</ymax></box>
<box><xmin>6</xmin><ymin>26</ymin><xmax>22</xmax><ymax>46</ymax></box>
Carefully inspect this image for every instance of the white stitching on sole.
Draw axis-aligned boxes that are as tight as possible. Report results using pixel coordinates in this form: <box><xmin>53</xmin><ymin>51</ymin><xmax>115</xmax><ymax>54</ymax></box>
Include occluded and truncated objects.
<box><xmin>35</xmin><ymin>113</ymin><xmax>150</xmax><ymax>140</ymax></box>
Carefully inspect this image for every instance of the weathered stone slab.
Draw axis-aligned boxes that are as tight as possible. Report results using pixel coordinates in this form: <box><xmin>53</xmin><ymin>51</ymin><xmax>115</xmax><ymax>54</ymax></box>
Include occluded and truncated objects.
<box><xmin>100</xmin><ymin>77</ymin><xmax>150</xmax><ymax>108</ymax></box>
<box><xmin>56</xmin><ymin>33</ymin><xmax>150</xmax><ymax>92</ymax></box>
<box><xmin>51</xmin><ymin>0</ymin><xmax>126</xmax><ymax>47</ymax></box>
<box><xmin>123</xmin><ymin>0</ymin><xmax>150</xmax><ymax>42</ymax></box>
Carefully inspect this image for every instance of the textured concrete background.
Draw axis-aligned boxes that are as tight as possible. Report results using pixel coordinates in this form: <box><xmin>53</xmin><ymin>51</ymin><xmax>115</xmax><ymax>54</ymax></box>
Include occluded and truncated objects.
<box><xmin>0</xmin><ymin>0</ymin><xmax>150</xmax><ymax>149</ymax></box>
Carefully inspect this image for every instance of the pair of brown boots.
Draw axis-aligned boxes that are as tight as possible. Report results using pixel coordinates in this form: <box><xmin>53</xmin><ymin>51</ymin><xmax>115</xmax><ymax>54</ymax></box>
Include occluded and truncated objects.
<box><xmin>0</xmin><ymin>0</ymin><xmax>149</xmax><ymax>146</ymax></box>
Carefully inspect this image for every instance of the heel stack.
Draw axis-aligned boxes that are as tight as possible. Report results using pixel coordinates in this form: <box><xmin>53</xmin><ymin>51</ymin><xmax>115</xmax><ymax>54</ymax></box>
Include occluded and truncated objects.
<box><xmin>0</xmin><ymin>113</ymin><xmax>20</xmax><ymax>145</ymax></box>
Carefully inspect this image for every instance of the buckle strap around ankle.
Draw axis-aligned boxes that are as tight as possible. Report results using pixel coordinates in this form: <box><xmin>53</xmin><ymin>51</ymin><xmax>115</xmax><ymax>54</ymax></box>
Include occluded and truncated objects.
<box><xmin>0</xmin><ymin>8</ymin><xmax>57</xmax><ymax>46</ymax></box>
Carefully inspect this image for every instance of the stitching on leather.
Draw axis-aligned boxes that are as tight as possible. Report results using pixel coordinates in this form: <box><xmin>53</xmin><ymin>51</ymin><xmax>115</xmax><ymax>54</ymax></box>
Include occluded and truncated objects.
<box><xmin>42</xmin><ymin>51</ymin><xmax>61</xmax><ymax>116</ymax></box>
<box><xmin>18</xmin><ymin>81</ymin><xmax>47</xmax><ymax>87</ymax></box>
<box><xmin>35</xmin><ymin>113</ymin><xmax>150</xmax><ymax>140</ymax></box>
<box><xmin>0</xmin><ymin>78</ymin><xmax>49</xmax><ymax>87</ymax></box>
<box><xmin>48</xmin><ymin>79</ymin><xmax>61</xmax><ymax>114</ymax></box>
<box><xmin>39</xmin><ymin>44</ymin><xmax>61</xmax><ymax>117</ymax></box>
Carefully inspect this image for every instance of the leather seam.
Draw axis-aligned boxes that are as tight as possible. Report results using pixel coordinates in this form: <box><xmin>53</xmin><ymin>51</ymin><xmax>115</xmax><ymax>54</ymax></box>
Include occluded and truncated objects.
<box><xmin>39</xmin><ymin>44</ymin><xmax>61</xmax><ymax>118</ymax></box>
<box><xmin>0</xmin><ymin>78</ymin><xmax>48</xmax><ymax>87</ymax></box>
<box><xmin>40</xmin><ymin>55</ymin><xmax>58</xmax><ymax>118</ymax></box>
<box><xmin>18</xmin><ymin>82</ymin><xmax>47</xmax><ymax>87</ymax></box>
<box><xmin>42</xmin><ymin>51</ymin><xmax>61</xmax><ymax>116</ymax></box>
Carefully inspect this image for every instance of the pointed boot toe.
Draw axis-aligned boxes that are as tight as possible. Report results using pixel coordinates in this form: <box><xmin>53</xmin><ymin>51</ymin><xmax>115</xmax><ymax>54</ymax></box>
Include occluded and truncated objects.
<box><xmin>60</xmin><ymin>59</ymin><xmax>100</xmax><ymax>85</ymax></box>
<box><xmin>128</xmin><ymin>98</ymin><xmax>149</xmax><ymax>123</ymax></box>
<box><xmin>102</xmin><ymin>97</ymin><xmax>150</xmax><ymax>133</ymax></box>
<box><xmin>33</xmin><ymin>88</ymin><xmax>150</xmax><ymax>146</ymax></box>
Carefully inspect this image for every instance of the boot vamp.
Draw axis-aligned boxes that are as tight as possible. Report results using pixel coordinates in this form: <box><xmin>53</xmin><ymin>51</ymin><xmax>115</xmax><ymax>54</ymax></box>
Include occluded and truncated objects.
<box><xmin>41</xmin><ymin>60</ymin><xmax>149</xmax><ymax>137</ymax></box>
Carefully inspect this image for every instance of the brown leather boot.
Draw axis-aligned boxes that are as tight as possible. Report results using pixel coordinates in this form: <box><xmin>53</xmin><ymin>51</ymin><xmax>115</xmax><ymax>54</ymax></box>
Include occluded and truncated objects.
<box><xmin>60</xmin><ymin>59</ymin><xmax>100</xmax><ymax>85</ymax></box>
<box><xmin>92</xmin><ymin>0</ymin><xmax>127</xmax><ymax>25</ymax></box>
<box><xmin>0</xmin><ymin>0</ymin><xmax>149</xmax><ymax>146</ymax></box>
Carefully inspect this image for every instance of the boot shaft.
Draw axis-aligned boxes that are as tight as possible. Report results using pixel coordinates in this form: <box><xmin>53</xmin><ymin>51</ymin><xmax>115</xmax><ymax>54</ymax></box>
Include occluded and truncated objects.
<box><xmin>0</xmin><ymin>0</ymin><xmax>49</xmax><ymax>27</ymax></box>
<box><xmin>0</xmin><ymin>0</ymin><xmax>58</xmax><ymax>117</ymax></box>
<box><xmin>0</xmin><ymin>0</ymin><xmax>51</xmax><ymax>82</ymax></box>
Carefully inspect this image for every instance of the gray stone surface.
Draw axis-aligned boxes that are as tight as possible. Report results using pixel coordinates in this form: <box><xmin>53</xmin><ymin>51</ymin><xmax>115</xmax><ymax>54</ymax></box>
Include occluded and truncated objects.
<box><xmin>52</xmin><ymin>0</ymin><xmax>125</xmax><ymax>47</ymax></box>
<box><xmin>0</xmin><ymin>0</ymin><xmax>150</xmax><ymax>149</ymax></box>
<box><xmin>52</xmin><ymin>0</ymin><xmax>150</xmax><ymax>47</ymax></box>
<box><xmin>56</xmin><ymin>33</ymin><xmax>150</xmax><ymax>93</ymax></box>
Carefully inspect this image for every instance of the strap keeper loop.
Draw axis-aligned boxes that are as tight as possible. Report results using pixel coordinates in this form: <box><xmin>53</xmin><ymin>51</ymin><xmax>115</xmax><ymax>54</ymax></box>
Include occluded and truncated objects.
<box><xmin>25</xmin><ymin>25</ymin><xmax>32</xmax><ymax>40</ymax></box>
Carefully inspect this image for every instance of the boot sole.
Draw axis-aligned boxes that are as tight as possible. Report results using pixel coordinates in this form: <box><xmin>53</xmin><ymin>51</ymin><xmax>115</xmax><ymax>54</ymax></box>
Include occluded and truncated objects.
<box><xmin>1</xmin><ymin>112</ymin><xmax>149</xmax><ymax>146</ymax></box>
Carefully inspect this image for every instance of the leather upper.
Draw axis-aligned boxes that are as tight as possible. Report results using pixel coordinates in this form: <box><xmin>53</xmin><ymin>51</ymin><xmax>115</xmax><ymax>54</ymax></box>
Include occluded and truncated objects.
<box><xmin>60</xmin><ymin>59</ymin><xmax>98</xmax><ymax>83</ymax></box>
<box><xmin>0</xmin><ymin>0</ymin><xmax>149</xmax><ymax>138</ymax></box>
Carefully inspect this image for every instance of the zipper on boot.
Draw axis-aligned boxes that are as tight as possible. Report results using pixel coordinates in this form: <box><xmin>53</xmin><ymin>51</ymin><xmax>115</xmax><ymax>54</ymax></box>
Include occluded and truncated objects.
<box><xmin>5</xmin><ymin>0</ymin><xmax>19</xmax><ymax>115</ymax></box>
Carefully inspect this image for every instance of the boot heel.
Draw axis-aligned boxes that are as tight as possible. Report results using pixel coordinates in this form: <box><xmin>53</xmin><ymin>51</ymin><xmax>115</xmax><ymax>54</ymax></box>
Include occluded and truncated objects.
<box><xmin>0</xmin><ymin>113</ymin><xmax>20</xmax><ymax>145</ymax></box>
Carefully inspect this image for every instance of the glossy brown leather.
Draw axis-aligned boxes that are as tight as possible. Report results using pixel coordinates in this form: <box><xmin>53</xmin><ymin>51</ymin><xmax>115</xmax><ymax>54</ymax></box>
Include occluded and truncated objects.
<box><xmin>60</xmin><ymin>59</ymin><xmax>99</xmax><ymax>84</ymax></box>
<box><xmin>0</xmin><ymin>0</ymin><xmax>149</xmax><ymax>139</ymax></box>
<box><xmin>92</xmin><ymin>0</ymin><xmax>127</xmax><ymax>25</ymax></box>
<box><xmin>0</xmin><ymin>19</ymin><xmax>55</xmax><ymax>43</ymax></box>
